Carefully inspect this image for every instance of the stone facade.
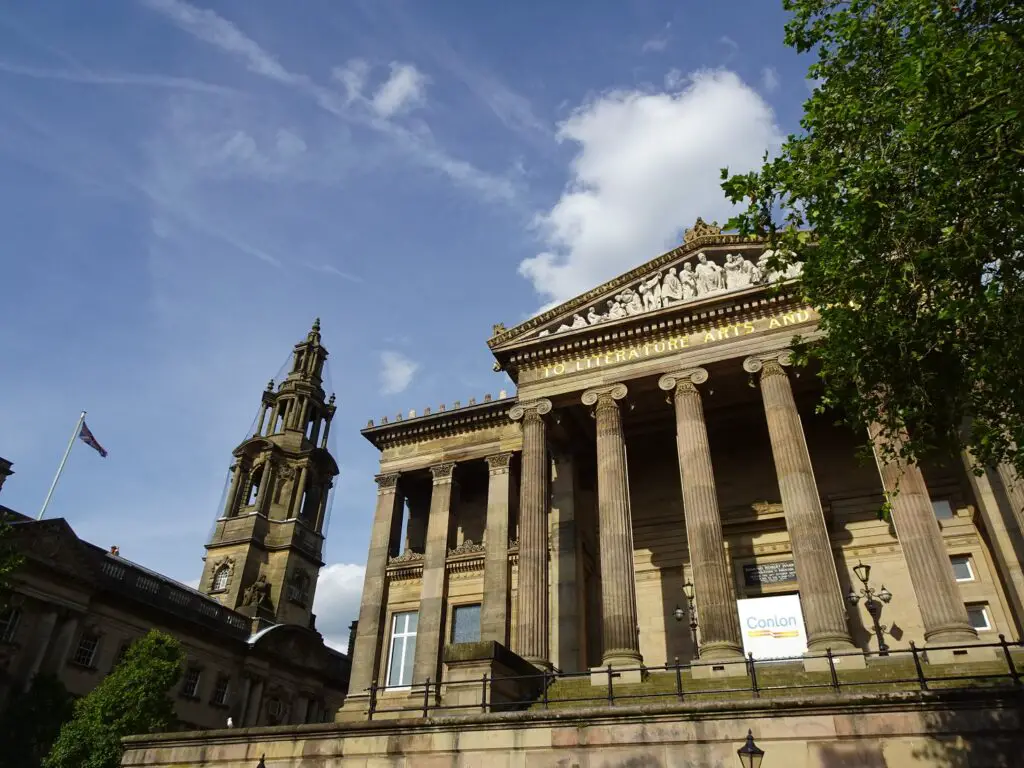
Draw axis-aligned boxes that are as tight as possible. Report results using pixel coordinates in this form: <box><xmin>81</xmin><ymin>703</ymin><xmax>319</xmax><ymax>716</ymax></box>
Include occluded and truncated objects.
<box><xmin>0</xmin><ymin>321</ymin><xmax>349</xmax><ymax>730</ymax></box>
<box><xmin>344</xmin><ymin>227</ymin><xmax>1023</xmax><ymax>713</ymax></box>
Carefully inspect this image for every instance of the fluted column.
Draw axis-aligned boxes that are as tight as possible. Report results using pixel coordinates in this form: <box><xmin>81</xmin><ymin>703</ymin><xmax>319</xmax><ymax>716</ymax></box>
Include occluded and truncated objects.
<box><xmin>509</xmin><ymin>399</ymin><xmax>552</xmax><ymax>667</ymax></box>
<box><xmin>582</xmin><ymin>384</ymin><xmax>642</xmax><ymax>667</ymax></box>
<box><xmin>223</xmin><ymin>463</ymin><xmax>242</xmax><ymax>518</ymax></box>
<box><xmin>658</xmin><ymin>369</ymin><xmax>743</xmax><ymax>661</ymax></box>
<box><xmin>412</xmin><ymin>462</ymin><xmax>458</xmax><ymax>684</ymax></box>
<box><xmin>997</xmin><ymin>462</ymin><xmax>1024</xmax><ymax>528</ymax></box>
<box><xmin>481</xmin><ymin>452</ymin><xmax>513</xmax><ymax>644</ymax></box>
<box><xmin>871</xmin><ymin>427</ymin><xmax>978</xmax><ymax>644</ymax></box>
<box><xmin>744</xmin><ymin>351</ymin><xmax>855</xmax><ymax>652</ymax></box>
<box><xmin>347</xmin><ymin>473</ymin><xmax>404</xmax><ymax>698</ymax></box>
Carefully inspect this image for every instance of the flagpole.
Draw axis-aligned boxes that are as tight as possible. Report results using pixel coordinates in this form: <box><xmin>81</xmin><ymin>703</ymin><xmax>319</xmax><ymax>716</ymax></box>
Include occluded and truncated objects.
<box><xmin>38</xmin><ymin>411</ymin><xmax>86</xmax><ymax>521</ymax></box>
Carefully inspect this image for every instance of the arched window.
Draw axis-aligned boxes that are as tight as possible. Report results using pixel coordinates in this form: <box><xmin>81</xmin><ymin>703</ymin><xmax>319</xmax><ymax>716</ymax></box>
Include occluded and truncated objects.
<box><xmin>287</xmin><ymin>570</ymin><xmax>311</xmax><ymax>606</ymax></box>
<box><xmin>246</xmin><ymin>466</ymin><xmax>264</xmax><ymax>506</ymax></box>
<box><xmin>212</xmin><ymin>565</ymin><xmax>230</xmax><ymax>592</ymax></box>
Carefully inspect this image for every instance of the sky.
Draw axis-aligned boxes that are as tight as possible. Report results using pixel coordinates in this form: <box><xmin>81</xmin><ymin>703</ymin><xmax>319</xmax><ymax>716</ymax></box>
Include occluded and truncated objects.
<box><xmin>0</xmin><ymin>0</ymin><xmax>813</xmax><ymax>652</ymax></box>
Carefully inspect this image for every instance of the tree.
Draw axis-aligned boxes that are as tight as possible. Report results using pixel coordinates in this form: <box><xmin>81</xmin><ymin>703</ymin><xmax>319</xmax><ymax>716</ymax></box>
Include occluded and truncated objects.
<box><xmin>44</xmin><ymin>630</ymin><xmax>185</xmax><ymax>768</ymax></box>
<box><xmin>0</xmin><ymin>510</ymin><xmax>23</xmax><ymax>594</ymax></box>
<box><xmin>722</xmin><ymin>1</ymin><xmax>1024</xmax><ymax>477</ymax></box>
<box><xmin>0</xmin><ymin>674</ymin><xmax>74</xmax><ymax>768</ymax></box>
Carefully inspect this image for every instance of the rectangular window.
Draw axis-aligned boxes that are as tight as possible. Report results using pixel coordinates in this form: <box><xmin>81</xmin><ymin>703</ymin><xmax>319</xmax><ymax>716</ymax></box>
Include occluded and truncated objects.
<box><xmin>966</xmin><ymin>604</ymin><xmax>992</xmax><ymax>631</ymax></box>
<box><xmin>211</xmin><ymin>674</ymin><xmax>230</xmax><ymax>706</ymax></box>
<box><xmin>182</xmin><ymin>666</ymin><xmax>202</xmax><ymax>698</ymax></box>
<box><xmin>386</xmin><ymin>611</ymin><xmax>418</xmax><ymax>689</ymax></box>
<box><xmin>0</xmin><ymin>608</ymin><xmax>20</xmax><ymax>643</ymax></box>
<box><xmin>932</xmin><ymin>500</ymin><xmax>954</xmax><ymax>519</ymax></box>
<box><xmin>451</xmin><ymin>604</ymin><xmax>481</xmax><ymax>644</ymax></box>
<box><xmin>72</xmin><ymin>634</ymin><xmax>100</xmax><ymax>667</ymax></box>
<box><xmin>951</xmin><ymin>555</ymin><xmax>975</xmax><ymax>582</ymax></box>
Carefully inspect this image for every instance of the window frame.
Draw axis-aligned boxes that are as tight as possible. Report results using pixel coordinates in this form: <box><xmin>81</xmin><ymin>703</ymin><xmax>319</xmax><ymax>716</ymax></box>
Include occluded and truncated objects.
<box><xmin>72</xmin><ymin>633</ymin><xmax>100</xmax><ymax>668</ymax></box>
<box><xmin>212</xmin><ymin>565</ymin><xmax>231</xmax><ymax>592</ymax></box>
<box><xmin>932</xmin><ymin>499</ymin><xmax>955</xmax><ymax>520</ymax></box>
<box><xmin>181</xmin><ymin>665</ymin><xmax>202</xmax><ymax>699</ymax></box>
<box><xmin>211</xmin><ymin>674</ymin><xmax>230</xmax><ymax>706</ymax></box>
<box><xmin>384</xmin><ymin>610</ymin><xmax>419</xmax><ymax>690</ymax></box>
<box><xmin>966</xmin><ymin>604</ymin><xmax>992</xmax><ymax>632</ymax></box>
<box><xmin>950</xmin><ymin>555</ymin><xmax>975</xmax><ymax>582</ymax></box>
<box><xmin>449</xmin><ymin>602</ymin><xmax>482</xmax><ymax>645</ymax></box>
<box><xmin>0</xmin><ymin>607</ymin><xmax>20</xmax><ymax>644</ymax></box>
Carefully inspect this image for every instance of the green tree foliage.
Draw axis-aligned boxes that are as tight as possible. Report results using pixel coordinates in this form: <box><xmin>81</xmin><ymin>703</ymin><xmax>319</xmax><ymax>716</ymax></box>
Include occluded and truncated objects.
<box><xmin>43</xmin><ymin>630</ymin><xmax>184</xmax><ymax>768</ymax></box>
<box><xmin>0</xmin><ymin>511</ymin><xmax>23</xmax><ymax>594</ymax></box>
<box><xmin>0</xmin><ymin>674</ymin><xmax>74</xmax><ymax>768</ymax></box>
<box><xmin>722</xmin><ymin>1</ymin><xmax>1024</xmax><ymax>475</ymax></box>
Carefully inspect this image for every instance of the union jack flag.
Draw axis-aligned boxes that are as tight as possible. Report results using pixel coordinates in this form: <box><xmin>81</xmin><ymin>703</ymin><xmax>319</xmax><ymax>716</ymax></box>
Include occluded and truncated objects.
<box><xmin>79</xmin><ymin>421</ymin><xmax>108</xmax><ymax>457</ymax></box>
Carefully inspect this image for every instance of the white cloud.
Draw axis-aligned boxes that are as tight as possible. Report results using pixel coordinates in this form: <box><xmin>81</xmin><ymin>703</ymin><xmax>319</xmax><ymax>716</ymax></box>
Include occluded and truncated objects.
<box><xmin>518</xmin><ymin>69</ymin><xmax>782</xmax><ymax>305</ymax></box>
<box><xmin>379</xmin><ymin>351</ymin><xmax>418</xmax><ymax>395</ymax></box>
<box><xmin>313</xmin><ymin>563</ymin><xmax>366</xmax><ymax>653</ymax></box>
<box><xmin>371</xmin><ymin>63</ymin><xmax>429</xmax><ymax>118</ymax></box>
<box><xmin>332</xmin><ymin>58</ymin><xmax>370</xmax><ymax>102</ymax></box>
<box><xmin>761</xmin><ymin>67</ymin><xmax>780</xmax><ymax>93</ymax></box>
<box><xmin>719</xmin><ymin>35</ymin><xmax>739</xmax><ymax>54</ymax></box>
<box><xmin>641</xmin><ymin>22</ymin><xmax>672</xmax><ymax>54</ymax></box>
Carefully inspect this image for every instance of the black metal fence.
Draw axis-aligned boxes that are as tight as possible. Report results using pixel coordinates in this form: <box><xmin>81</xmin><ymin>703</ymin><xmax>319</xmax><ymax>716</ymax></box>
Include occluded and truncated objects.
<box><xmin>363</xmin><ymin>635</ymin><xmax>1023</xmax><ymax>720</ymax></box>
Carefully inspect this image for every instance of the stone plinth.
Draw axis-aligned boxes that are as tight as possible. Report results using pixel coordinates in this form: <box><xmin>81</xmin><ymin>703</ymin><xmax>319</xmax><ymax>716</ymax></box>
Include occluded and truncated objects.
<box><xmin>441</xmin><ymin>641</ymin><xmax>544</xmax><ymax>714</ymax></box>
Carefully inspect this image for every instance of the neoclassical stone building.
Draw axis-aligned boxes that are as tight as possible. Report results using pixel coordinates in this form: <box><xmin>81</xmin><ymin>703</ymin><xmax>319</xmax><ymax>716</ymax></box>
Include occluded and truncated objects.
<box><xmin>345</xmin><ymin>221</ymin><xmax>1024</xmax><ymax>711</ymax></box>
<box><xmin>0</xmin><ymin>321</ymin><xmax>350</xmax><ymax>729</ymax></box>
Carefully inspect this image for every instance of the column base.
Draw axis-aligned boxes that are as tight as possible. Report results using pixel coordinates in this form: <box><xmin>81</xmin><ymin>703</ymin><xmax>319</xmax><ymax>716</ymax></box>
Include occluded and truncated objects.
<box><xmin>590</xmin><ymin>653</ymin><xmax>645</xmax><ymax>686</ymax></box>
<box><xmin>690</xmin><ymin>655</ymin><xmax>748</xmax><ymax>679</ymax></box>
<box><xmin>925</xmin><ymin>642</ymin><xmax>996</xmax><ymax>665</ymax></box>
<box><xmin>803</xmin><ymin>638</ymin><xmax>866</xmax><ymax>671</ymax></box>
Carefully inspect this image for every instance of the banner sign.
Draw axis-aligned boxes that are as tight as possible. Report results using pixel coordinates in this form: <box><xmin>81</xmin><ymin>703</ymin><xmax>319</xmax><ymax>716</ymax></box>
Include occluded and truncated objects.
<box><xmin>743</xmin><ymin>561</ymin><xmax>797</xmax><ymax>587</ymax></box>
<box><xmin>736</xmin><ymin>594</ymin><xmax>808</xmax><ymax>660</ymax></box>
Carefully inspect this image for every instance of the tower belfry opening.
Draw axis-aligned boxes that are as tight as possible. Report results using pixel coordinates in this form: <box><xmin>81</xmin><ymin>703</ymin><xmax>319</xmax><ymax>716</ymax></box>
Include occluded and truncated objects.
<box><xmin>198</xmin><ymin>319</ymin><xmax>340</xmax><ymax>631</ymax></box>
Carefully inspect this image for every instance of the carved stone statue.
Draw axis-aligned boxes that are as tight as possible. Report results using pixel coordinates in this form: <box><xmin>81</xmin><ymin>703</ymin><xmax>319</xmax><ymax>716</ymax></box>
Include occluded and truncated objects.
<box><xmin>683</xmin><ymin>217</ymin><xmax>722</xmax><ymax>243</ymax></box>
<box><xmin>661</xmin><ymin>267</ymin><xmax>683</xmax><ymax>304</ymax></box>
<box><xmin>680</xmin><ymin>262</ymin><xmax>698</xmax><ymax>299</ymax></box>
<box><xmin>586</xmin><ymin>307</ymin><xmax>607</xmax><ymax>325</ymax></box>
<box><xmin>695</xmin><ymin>253</ymin><xmax>724</xmax><ymax>294</ymax></box>
<box><xmin>243</xmin><ymin>574</ymin><xmax>272</xmax><ymax>608</ymax></box>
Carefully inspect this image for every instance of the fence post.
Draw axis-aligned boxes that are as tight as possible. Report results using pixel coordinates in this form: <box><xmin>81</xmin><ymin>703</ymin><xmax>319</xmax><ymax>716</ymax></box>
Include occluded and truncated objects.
<box><xmin>748</xmin><ymin>653</ymin><xmax>760</xmax><ymax>698</ymax></box>
<box><xmin>909</xmin><ymin>642</ymin><xmax>928</xmax><ymax>691</ymax></box>
<box><xmin>542</xmin><ymin>668</ymin><xmax>550</xmax><ymax>710</ymax></box>
<box><xmin>607</xmin><ymin>664</ymin><xmax>615</xmax><ymax>706</ymax></box>
<box><xmin>674</xmin><ymin>656</ymin><xmax>684</xmax><ymax>702</ymax></box>
<box><xmin>999</xmin><ymin>634</ymin><xmax>1021</xmax><ymax>687</ymax></box>
<box><xmin>368</xmin><ymin>681</ymin><xmax>377</xmax><ymax>721</ymax></box>
<box><xmin>481</xmin><ymin>673</ymin><xmax>489</xmax><ymax>714</ymax></box>
<box><xmin>423</xmin><ymin>677</ymin><xmax>431</xmax><ymax>717</ymax></box>
<box><xmin>826</xmin><ymin>648</ymin><xmax>840</xmax><ymax>693</ymax></box>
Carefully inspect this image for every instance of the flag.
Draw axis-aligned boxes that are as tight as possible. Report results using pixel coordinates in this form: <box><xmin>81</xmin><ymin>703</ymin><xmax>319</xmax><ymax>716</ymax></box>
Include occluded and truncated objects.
<box><xmin>79</xmin><ymin>421</ymin><xmax>108</xmax><ymax>457</ymax></box>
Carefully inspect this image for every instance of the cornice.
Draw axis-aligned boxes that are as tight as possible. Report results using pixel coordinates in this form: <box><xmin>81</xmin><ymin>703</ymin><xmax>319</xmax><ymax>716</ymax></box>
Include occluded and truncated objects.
<box><xmin>361</xmin><ymin>398</ymin><xmax>517</xmax><ymax>451</ymax></box>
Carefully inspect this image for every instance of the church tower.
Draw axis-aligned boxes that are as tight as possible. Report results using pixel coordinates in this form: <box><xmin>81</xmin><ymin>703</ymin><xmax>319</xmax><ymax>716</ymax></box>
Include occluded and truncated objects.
<box><xmin>199</xmin><ymin>319</ymin><xmax>340</xmax><ymax>630</ymax></box>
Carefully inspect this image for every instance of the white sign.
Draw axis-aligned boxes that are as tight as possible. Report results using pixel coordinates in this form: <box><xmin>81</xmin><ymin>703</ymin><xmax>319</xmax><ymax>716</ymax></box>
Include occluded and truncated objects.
<box><xmin>736</xmin><ymin>594</ymin><xmax>808</xmax><ymax>661</ymax></box>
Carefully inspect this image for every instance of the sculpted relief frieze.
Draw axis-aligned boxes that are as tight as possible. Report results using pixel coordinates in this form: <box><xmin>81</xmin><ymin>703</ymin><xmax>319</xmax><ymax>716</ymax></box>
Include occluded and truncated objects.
<box><xmin>540</xmin><ymin>250</ymin><xmax>802</xmax><ymax>337</ymax></box>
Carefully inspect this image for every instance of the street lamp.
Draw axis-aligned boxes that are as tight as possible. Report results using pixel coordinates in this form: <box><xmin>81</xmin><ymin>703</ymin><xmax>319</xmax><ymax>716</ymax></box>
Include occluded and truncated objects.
<box><xmin>673</xmin><ymin>580</ymin><xmax>700</xmax><ymax>659</ymax></box>
<box><xmin>737</xmin><ymin>729</ymin><xmax>765</xmax><ymax>768</ymax></box>
<box><xmin>847</xmin><ymin>561</ymin><xmax>893</xmax><ymax>655</ymax></box>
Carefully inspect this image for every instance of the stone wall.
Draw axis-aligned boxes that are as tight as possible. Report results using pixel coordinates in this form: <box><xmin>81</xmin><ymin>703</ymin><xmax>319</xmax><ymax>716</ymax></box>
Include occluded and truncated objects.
<box><xmin>122</xmin><ymin>689</ymin><xmax>1023</xmax><ymax>767</ymax></box>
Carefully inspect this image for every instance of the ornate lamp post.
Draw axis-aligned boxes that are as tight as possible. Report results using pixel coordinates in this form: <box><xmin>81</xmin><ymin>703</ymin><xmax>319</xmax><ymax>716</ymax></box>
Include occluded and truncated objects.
<box><xmin>737</xmin><ymin>729</ymin><xmax>765</xmax><ymax>768</ymax></box>
<box><xmin>846</xmin><ymin>561</ymin><xmax>893</xmax><ymax>655</ymax></box>
<box><xmin>673</xmin><ymin>580</ymin><xmax>700</xmax><ymax>659</ymax></box>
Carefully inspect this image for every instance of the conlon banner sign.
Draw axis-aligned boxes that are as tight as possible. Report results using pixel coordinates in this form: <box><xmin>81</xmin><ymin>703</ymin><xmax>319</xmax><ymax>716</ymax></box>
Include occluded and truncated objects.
<box><xmin>736</xmin><ymin>594</ymin><xmax>809</xmax><ymax>660</ymax></box>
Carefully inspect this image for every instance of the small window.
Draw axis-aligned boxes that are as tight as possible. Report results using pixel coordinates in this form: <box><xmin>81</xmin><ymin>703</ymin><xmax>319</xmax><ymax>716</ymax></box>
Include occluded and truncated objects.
<box><xmin>211</xmin><ymin>674</ymin><xmax>230</xmax><ymax>706</ymax></box>
<box><xmin>287</xmin><ymin>571</ymin><xmax>310</xmax><ymax>606</ymax></box>
<box><xmin>247</xmin><ymin>466</ymin><xmax>263</xmax><ymax>506</ymax></box>
<box><xmin>451</xmin><ymin>604</ymin><xmax>481</xmax><ymax>644</ymax></box>
<box><xmin>182</xmin><ymin>666</ymin><xmax>202</xmax><ymax>698</ymax></box>
<box><xmin>0</xmin><ymin>608</ymin><xmax>20</xmax><ymax>643</ymax></box>
<box><xmin>386</xmin><ymin>611</ymin><xmax>418</xmax><ymax>689</ymax></box>
<box><xmin>212</xmin><ymin>565</ymin><xmax>230</xmax><ymax>592</ymax></box>
<box><xmin>951</xmin><ymin>555</ymin><xmax>975</xmax><ymax>582</ymax></box>
<box><xmin>73</xmin><ymin>633</ymin><xmax>100</xmax><ymax>667</ymax></box>
<box><xmin>967</xmin><ymin>604</ymin><xmax>992</xmax><ymax>631</ymax></box>
<box><xmin>932</xmin><ymin>500</ymin><xmax>954</xmax><ymax>519</ymax></box>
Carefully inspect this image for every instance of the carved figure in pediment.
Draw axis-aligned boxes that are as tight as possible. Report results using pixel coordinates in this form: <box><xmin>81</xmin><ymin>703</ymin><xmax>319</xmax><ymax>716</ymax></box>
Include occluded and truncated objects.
<box><xmin>243</xmin><ymin>574</ymin><xmax>272</xmax><ymax>609</ymax></box>
<box><xmin>619</xmin><ymin>288</ymin><xmax>643</xmax><ymax>315</ymax></box>
<box><xmin>661</xmin><ymin>267</ymin><xmax>683</xmax><ymax>304</ymax></box>
<box><xmin>645</xmin><ymin>273</ymin><xmax>664</xmax><ymax>310</ymax></box>
<box><xmin>586</xmin><ymin>307</ymin><xmax>607</xmax><ymax>325</ymax></box>
<box><xmin>680</xmin><ymin>263</ymin><xmax>698</xmax><ymax>299</ymax></box>
<box><xmin>785</xmin><ymin>260</ymin><xmax>804</xmax><ymax>279</ymax></box>
<box><xmin>695</xmin><ymin>253</ymin><xmax>725</xmax><ymax>294</ymax></box>
<box><xmin>606</xmin><ymin>299</ymin><xmax>626</xmax><ymax>320</ymax></box>
<box><xmin>570</xmin><ymin>314</ymin><xmax>587</xmax><ymax>329</ymax></box>
<box><xmin>724</xmin><ymin>254</ymin><xmax>744</xmax><ymax>289</ymax></box>
<box><xmin>742</xmin><ymin>256</ymin><xmax>762</xmax><ymax>284</ymax></box>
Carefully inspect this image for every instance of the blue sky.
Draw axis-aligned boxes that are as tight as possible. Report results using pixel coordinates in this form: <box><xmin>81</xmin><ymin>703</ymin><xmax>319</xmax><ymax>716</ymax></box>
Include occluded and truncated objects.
<box><xmin>0</xmin><ymin>0</ymin><xmax>811</xmax><ymax>649</ymax></box>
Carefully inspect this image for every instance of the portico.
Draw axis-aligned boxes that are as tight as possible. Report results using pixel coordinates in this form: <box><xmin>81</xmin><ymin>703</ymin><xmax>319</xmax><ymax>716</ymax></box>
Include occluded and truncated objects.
<box><xmin>342</xmin><ymin>223</ymin><xmax>1014</xmax><ymax>716</ymax></box>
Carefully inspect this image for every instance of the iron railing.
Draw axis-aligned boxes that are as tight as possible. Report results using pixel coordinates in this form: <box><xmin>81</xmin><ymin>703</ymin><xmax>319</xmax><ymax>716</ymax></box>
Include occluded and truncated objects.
<box><xmin>363</xmin><ymin>635</ymin><xmax>1023</xmax><ymax>720</ymax></box>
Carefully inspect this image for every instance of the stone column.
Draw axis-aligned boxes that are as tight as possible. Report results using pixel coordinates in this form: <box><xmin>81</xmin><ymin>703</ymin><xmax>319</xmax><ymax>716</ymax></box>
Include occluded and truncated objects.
<box><xmin>255</xmin><ymin>403</ymin><xmax>268</xmax><ymax>436</ymax></box>
<box><xmin>743</xmin><ymin>351</ymin><xmax>856</xmax><ymax>654</ymax></box>
<box><xmin>582</xmin><ymin>384</ymin><xmax>642</xmax><ymax>667</ymax></box>
<box><xmin>346</xmin><ymin>473</ymin><xmax>403</xmax><ymax>699</ymax></box>
<box><xmin>509</xmin><ymin>399</ymin><xmax>552</xmax><ymax>667</ymax></box>
<box><xmin>247</xmin><ymin>677</ymin><xmax>265</xmax><ymax>726</ymax></box>
<box><xmin>481</xmin><ymin>453</ymin><xmax>513</xmax><ymax>645</ymax></box>
<box><xmin>23</xmin><ymin>608</ymin><xmax>57</xmax><ymax>687</ymax></box>
<box><xmin>871</xmin><ymin>427</ymin><xmax>978</xmax><ymax>645</ymax></box>
<box><xmin>412</xmin><ymin>462</ymin><xmax>457</xmax><ymax>685</ymax></box>
<box><xmin>291</xmin><ymin>465</ymin><xmax>309</xmax><ymax>519</ymax></box>
<box><xmin>658</xmin><ymin>369</ymin><xmax>743</xmax><ymax>661</ymax></box>
<box><xmin>224</xmin><ymin>463</ymin><xmax>242</xmax><ymax>518</ymax></box>
<box><xmin>997</xmin><ymin>462</ymin><xmax>1024</xmax><ymax>526</ymax></box>
<box><xmin>551</xmin><ymin>453</ymin><xmax>583</xmax><ymax>673</ymax></box>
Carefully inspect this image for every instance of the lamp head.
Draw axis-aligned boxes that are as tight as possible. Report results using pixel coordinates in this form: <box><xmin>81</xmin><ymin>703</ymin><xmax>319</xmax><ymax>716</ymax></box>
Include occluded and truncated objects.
<box><xmin>846</xmin><ymin>587</ymin><xmax>860</xmax><ymax>606</ymax></box>
<box><xmin>879</xmin><ymin>585</ymin><xmax>893</xmax><ymax>604</ymax></box>
<box><xmin>737</xmin><ymin>729</ymin><xmax>765</xmax><ymax>768</ymax></box>
<box><xmin>673</xmin><ymin>604</ymin><xmax>685</xmax><ymax>623</ymax></box>
<box><xmin>853</xmin><ymin>561</ymin><xmax>871</xmax><ymax>585</ymax></box>
<box><xmin>682</xmin><ymin>580</ymin><xmax>695</xmax><ymax>601</ymax></box>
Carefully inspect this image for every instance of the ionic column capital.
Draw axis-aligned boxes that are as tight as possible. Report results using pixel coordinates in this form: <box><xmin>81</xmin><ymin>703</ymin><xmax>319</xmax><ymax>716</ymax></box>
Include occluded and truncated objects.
<box><xmin>485</xmin><ymin>452</ymin><xmax>513</xmax><ymax>475</ymax></box>
<box><xmin>658</xmin><ymin>367</ymin><xmax>709</xmax><ymax>395</ymax></box>
<box><xmin>743</xmin><ymin>349</ymin><xmax>793</xmax><ymax>378</ymax></box>
<box><xmin>581</xmin><ymin>383</ymin><xmax>628</xmax><ymax>408</ymax></box>
<box><xmin>509</xmin><ymin>398</ymin><xmax>552</xmax><ymax>422</ymax></box>
<box><xmin>430</xmin><ymin>462</ymin><xmax>457</xmax><ymax>484</ymax></box>
<box><xmin>374</xmin><ymin>473</ymin><xmax>401</xmax><ymax>494</ymax></box>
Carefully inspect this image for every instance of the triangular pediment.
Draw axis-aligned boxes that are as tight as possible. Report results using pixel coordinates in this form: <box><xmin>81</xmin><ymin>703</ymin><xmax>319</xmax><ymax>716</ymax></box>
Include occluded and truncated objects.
<box><xmin>489</xmin><ymin>226</ymin><xmax>801</xmax><ymax>352</ymax></box>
